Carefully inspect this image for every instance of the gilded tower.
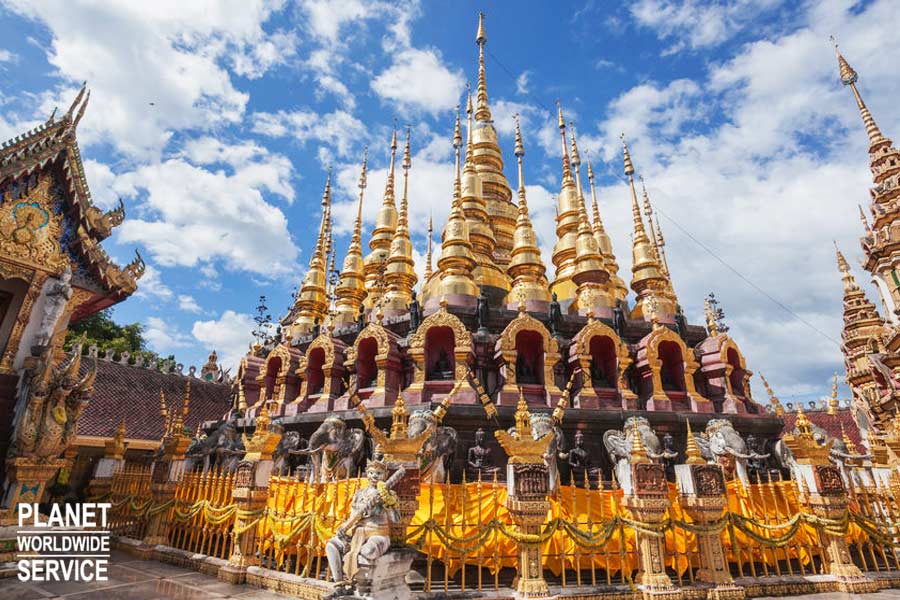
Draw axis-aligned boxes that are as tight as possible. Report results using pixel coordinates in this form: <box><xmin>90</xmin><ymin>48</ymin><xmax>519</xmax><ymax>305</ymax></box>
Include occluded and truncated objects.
<box><xmin>587</xmin><ymin>160</ymin><xmax>628</xmax><ymax>302</ymax></box>
<box><xmin>383</xmin><ymin>128</ymin><xmax>417</xmax><ymax>315</ymax></box>
<box><xmin>550</xmin><ymin>104</ymin><xmax>581</xmax><ymax>303</ymax></box>
<box><xmin>290</xmin><ymin>175</ymin><xmax>332</xmax><ymax>334</ymax></box>
<box><xmin>470</xmin><ymin>13</ymin><xmax>518</xmax><ymax>276</ymax></box>
<box><xmin>333</xmin><ymin>152</ymin><xmax>369</xmax><ymax>324</ymax></box>
<box><xmin>363</xmin><ymin>129</ymin><xmax>399</xmax><ymax>307</ymax></box>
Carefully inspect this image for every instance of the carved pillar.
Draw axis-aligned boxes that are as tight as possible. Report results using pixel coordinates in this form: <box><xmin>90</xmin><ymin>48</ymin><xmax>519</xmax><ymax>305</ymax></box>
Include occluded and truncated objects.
<box><xmin>0</xmin><ymin>271</ymin><xmax>46</xmax><ymax>374</ymax></box>
<box><xmin>624</xmin><ymin>462</ymin><xmax>682</xmax><ymax>600</ymax></box>
<box><xmin>676</xmin><ymin>463</ymin><xmax>744</xmax><ymax>600</ymax></box>
<box><xmin>219</xmin><ymin>460</ymin><xmax>270</xmax><ymax>583</ymax></box>
<box><xmin>797</xmin><ymin>464</ymin><xmax>877</xmax><ymax>593</ymax></box>
<box><xmin>139</xmin><ymin>436</ymin><xmax>192</xmax><ymax>555</ymax></box>
<box><xmin>506</xmin><ymin>463</ymin><xmax>551</xmax><ymax>598</ymax></box>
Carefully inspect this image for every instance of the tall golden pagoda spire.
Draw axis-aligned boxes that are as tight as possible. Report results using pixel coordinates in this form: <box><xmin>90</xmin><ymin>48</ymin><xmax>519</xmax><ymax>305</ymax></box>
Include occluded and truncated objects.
<box><xmin>550</xmin><ymin>102</ymin><xmax>581</xmax><ymax>303</ymax></box>
<box><xmin>588</xmin><ymin>159</ymin><xmax>628</xmax><ymax>302</ymax></box>
<box><xmin>334</xmin><ymin>150</ymin><xmax>370</xmax><ymax>324</ymax></box>
<box><xmin>835</xmin><ymin>242</ymin><xmax>860</xmax><ymax>293</ymax></box>
<box><xmin>291</xmin><ymin>173</ymin><xmax>332</xmax><ymax>334</ymax></box>
<box><xmin>506</xmin><ymin>114</ymin><xmax>551</xmax><ymax>310</ymax></box>
<box><xmin>833</xmin><ymin>38</ymin><xmax>887</xmax><ymax>150</ymax></box>
<box><xmin>436</xmin><ymin>108</ymin><xmax>479</xmax><ymax>305</ymax></box>
<box><xmin>640</xmin><ymin>176</ymin><xmax>677</xmax><ymax>300</ymax></box>
<box><xmin>622</xmin><ymin>135</ymin><xmax>674</xmax><ymax>321</ymax></box>
<box><xmin>383</xmin><ymin>126</ymin><xmax>418</xmax><ymax>314</ymax></box>
<box><xmin>424</xmin><ymin>214</ymin><xmax>433</xmax><ymax>282</ymax></box>
<box><xmin>468</xmin><ymin>13</ymin><xmax>517</xmax><ymax>271</ymax></box>
<box><xmin>569</xmin><ymin>122</ymin><xmax>609</xmax><ymax>316</ymax></box>
<box><xmin>363</xmin><ymin>128</ymin><xmax>399</xmax><ymax>306</ymax></box>
<box><xmin>462</xmin><ymin>87</ymin><xmax>508</xmax><ymax>293</ymax></box>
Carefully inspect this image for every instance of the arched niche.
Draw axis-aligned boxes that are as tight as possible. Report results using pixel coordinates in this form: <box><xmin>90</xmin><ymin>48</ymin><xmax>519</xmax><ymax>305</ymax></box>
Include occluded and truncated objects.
<box><xmin>236</xmin><ymin>353</ymin><xmax>264</xmax><ymax>414</ymax></box>
<box><xmin>293</xmin><ymin>333</ymin><xmax>347</xmax><ymax>414</ymax></box>
<box><xmin>696</xmin><ymin>334</ymin><xmax>756</xmax><ymax>414</ymax></box>
<box><xmin>406</xmin><ymin>303</ymin><xmax>474</xmax><ymax>404</ymax></box>
<box><xmin>255</xmin><ymin>344</ymin><xmax>302</xmax><ymax>413</ymax></box>
<box><xmin>635</xmin><ymin>326</ymin><xmax>710</xmax><ymax>413</ymax></box>
<box><xmin>344</xmin><ymin>322</ymin><xmax>401</xmax><ymax>408</ymax></box>
<box><xmin>495</xmin><ymin>309</ymin><xmax>561</xmax><ymax>406</ymax></box>
<box><xmin>569</xmin><ymin>319</ymin><xmax>636</xmax><ymax>409</ymax></box>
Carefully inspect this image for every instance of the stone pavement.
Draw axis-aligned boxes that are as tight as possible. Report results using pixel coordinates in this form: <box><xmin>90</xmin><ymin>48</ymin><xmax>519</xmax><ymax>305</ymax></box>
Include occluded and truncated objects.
<box><xmin>0</xmin><ymin>550</ymin><xmax>290</xmax><ymax>599</ymax></box>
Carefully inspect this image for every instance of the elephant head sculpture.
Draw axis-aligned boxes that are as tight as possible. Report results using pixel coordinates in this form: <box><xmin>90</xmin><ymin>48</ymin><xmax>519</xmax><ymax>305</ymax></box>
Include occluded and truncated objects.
<box><xmin>409</xmin><ymin>410</ymin><xmax>458</xmax><ymax>483</ymax></box>
<box><xmin>693</xmin><ymin>419</ymin><xmax>768</xmax><ymax>485</ymax></box>
<box><xmin>528</xmin><ymin>413</ymin><xmax>567</xmax><ymax>492</ymax></box>
<box><xmin>273</xmin><ymin>427</ymin><xmax>308</xmax><ymax>476</ymax></box>
<box><xmin>773</xmin><ymin>420</ymin><xmax>869</xmax><ymax>479</ymax></box>
<box><xmin>186</xmin><ymin>421</ymin><xmax>242</xmax><ymax>472</ymax></box>
<box><xmin>296</xmin><ymin>416</ymin><xmax>366</xmax><ymax>482</ymax></box>
<box><xmin>603</xmin><ymin>416</ymin><xmax>675</xmax><ymax>494</ymax></box>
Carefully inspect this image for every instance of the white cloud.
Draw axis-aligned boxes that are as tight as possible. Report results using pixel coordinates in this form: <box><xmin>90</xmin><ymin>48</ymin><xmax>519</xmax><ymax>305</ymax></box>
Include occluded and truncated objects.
<box><xmin>0</xmin><ymin>49</ymin><xmax>17</xmax><ymax>63</ymax></box>
<box><xmin>115</xmin><ymin>153</ymin><xmax>298</xmax><ymax>276</ymax></box>
<box><xmin>144</xmin><ymin>316</ymin><xmax>192</xmax><ymax>354</ymax></box>
<box><xmin>133</xmin><ymin>264</ymin><xmax>173</xmax><ymax>301</ymax></box>
<box><xmin>4</xmin><ymin>0</ymin><xmax>291</xmax><ymax>160</ymax></box>
<box><xmin>192</xmin><ymin>310</ymin><xmax>256</xmax><ymax>370</ymax></box>
<box><xmin>251</xmin><ymin>109</ymin><xmax>366</xmax><ymax>159</ymax></box>
<box><xmin>178</xmin><ymin>294</ymin><xmax>203</xmax><ymax>314</ymax></box>
<box><xmin>371</xmin><ymin>48</ymin><xmax>465</xmax><ymax>115</ymax></box>
<box><xmin>630</xmin><ymin>0</ymin><xmax>784</xmax><ymax>54</ymax></box>
<box><xmin>516</xmin><ymin>71</ymin><xmax>530</xmax><ymax>95</ymax></box>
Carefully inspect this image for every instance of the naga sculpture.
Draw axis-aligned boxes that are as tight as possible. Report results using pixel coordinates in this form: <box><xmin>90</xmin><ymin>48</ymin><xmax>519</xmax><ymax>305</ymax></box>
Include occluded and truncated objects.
<box><xmin>298</xmin><ymin>416</ymin><xmax>366</xmax><ymax>482</ymax></box>
<box><xmin>693</xmin><ymin>418</ymin><xmax>769</xmax><ymax>486</ymax></box>
<box><xmin>11</xmin><ymin>342</ymin><xmax>95</xmax><ymax>461</ymax></box>
<box><xmin>603</xmin><ymin>416</ymin><xmax>675</xmax><ymax>494</ymax></box>
<box><xmin>408</xmin><ymin>409</ymin><xmax>458</xmax><ymax>483</ymax></box>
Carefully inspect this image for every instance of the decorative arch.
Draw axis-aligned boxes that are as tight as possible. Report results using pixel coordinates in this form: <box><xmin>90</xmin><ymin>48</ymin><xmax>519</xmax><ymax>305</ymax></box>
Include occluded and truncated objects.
<box><xmin>570</xmin><ymin>319</ymin><xmax>636</xmax><ymax>409</ymax></box>
<box><xmin>344</xmin><ymin>321</ymin><xmax>401</xmax><ymax>406</ymax></box>
<box><xmin>719</xmin><ymin>338</ymin><xmax>751</xmax><ymax>399</ymax></box>
<box><xmin>295</xmin><ymin>333</ymin><xmax>346</xmax><ymax>409</ymax></box>
<box><xmin>495</xmin><ymin>310</ymin><xmax>561</xmax><ymax>404</ymax></box>
<box><xmin>407</xmin><ymin>305</ymin><xmax>472</xmax><ymax>390</ymax></box>
<box><xmin>255</xmin><ymin>344</ymin><xmax>301</xmax><ymax>408</ymax></box>
<box><xmin>639</xmin><ymin>326</ymin><xmax>709</xmax><ymax>412</ymax></box>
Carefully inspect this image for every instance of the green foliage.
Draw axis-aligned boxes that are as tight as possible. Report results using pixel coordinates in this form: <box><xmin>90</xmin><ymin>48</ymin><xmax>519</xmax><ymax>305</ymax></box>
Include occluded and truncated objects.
<box><xmin>64</xmin><ymin>309</ymin><xmax>175</xmax><ymax>366</ymax></box>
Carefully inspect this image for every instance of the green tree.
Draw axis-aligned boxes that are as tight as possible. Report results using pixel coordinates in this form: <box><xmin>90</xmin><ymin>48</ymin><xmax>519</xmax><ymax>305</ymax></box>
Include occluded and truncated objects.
<box><xmin>65</xmin><ymin>309</ymin><xmax>175</xmax><ymax>366</ymax></box>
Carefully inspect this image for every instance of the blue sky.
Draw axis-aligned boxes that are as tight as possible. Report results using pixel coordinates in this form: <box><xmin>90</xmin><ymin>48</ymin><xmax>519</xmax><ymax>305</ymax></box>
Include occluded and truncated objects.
<box><xmin>1</xmin><ymin>0</ymin><xmax>898</xmax><ymax>407</ymax></box>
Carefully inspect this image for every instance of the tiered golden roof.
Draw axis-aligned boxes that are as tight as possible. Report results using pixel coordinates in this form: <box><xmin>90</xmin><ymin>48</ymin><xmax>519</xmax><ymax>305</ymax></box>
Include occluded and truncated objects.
<box><xmin>587</xmin><ymin>160</ymin><xmax>627</xmax><ymax>302</ymax></box>
<box><xmin>334</xmin><ymin>151</ymin><xmax>369</xmax><ymax>324</ymax></box>
<box><xmin>291</xmin><ymin>174</ymin><xmax>332</xmax><ymax>334</ymax></box>
<box><xmin>782</xmin><ymin>405</ymin><xmax>833</xmax><ymax>465</ymax></box>
<box><xmin>383</xmin><ymin>128</ymin><xmax>418</xmax><ymax>314</ymax></box>
<box><xmin>550</xmin><ymin>103</ymin><xmax>581</xmax><ymax>302</ymax></box>
<box><xmin>505</xmin><ymin>114</ymin><xmax>551</xmax><ymax>310</ymax></box>
<box><xmin>363</xmin><ymin>129</ymin><xmax>399</xmax><ymax>307</ymax></box>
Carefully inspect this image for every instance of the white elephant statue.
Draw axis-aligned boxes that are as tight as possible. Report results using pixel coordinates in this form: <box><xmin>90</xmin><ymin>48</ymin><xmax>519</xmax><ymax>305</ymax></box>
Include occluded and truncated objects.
<box><xmin>603</xmin><ymin>416</ymin><xmax>675</xmax><ymax>494</ymax></box>
<box><xmin>693</xmin><ymin>419</ymin><xmax>768</xmax><ymax>486</ymax></box>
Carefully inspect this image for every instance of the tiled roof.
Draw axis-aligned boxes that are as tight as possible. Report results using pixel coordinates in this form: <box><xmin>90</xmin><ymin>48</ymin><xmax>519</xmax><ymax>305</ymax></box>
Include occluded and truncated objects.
<box><xmin>77</xmin><ymin>359</ymin><xmax>231</xmax><ymax>442</ymax></box>
<box><xmin>780</xmin><ymin>407</ymin><xmax>863</xmax><ymax>447</ymax></box>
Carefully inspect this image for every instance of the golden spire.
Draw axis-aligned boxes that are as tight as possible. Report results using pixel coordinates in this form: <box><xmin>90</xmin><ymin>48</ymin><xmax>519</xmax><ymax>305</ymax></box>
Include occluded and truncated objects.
<box><xmin>759</xmin><ymin>373</ymin><xmax>784</xmax><ymax>416</ymax></box>
<box><xmin>570</xmin><ymin>122</ymin><xmax>584</xmax><ymax>199</ymax></box>
<box><xmin>437</xmin><ymin>109</ymin><xmax>478</xmax><ymax>302</ymax></box>
<box><xmin>550</xmin><ymin>102</ymin><xmax>581</xmax><ymax>302</ymax></box>
<box><xmin>462</xmin><ymin>85</ymin><xmax>505</xmax><ymax>292</ymax></box>
<box><xmin>588</xmin><ymin>160</ymin><xmax>627</xmax><ymax>302</ymax></box>
<box><xmin>622</xmin><ymin>135</ymin><xmax>670</xmax><ymax>321</ymax></box>
<box><xmin>383</xmin><ymin>126</ymin><xmax>417</xmax><ymax>313</ymax></box>
<box><xmin>858</xmin><ymin>204</ymin><xmax>871</xmax><ymax>232</ymax></box>
<box><xmin>474</xmin><ymin>12</ymin><xmax>491</xmax><ymax>123</ymax></box>
<box><xmin>828</xmin><ymin>372</ymin><xmax>840</xmax><ymax>416</ymax></box>
<box><xmin>335</xmin><ymin>150</ymin><xmax>370</xmax><ymax>324</ymax></box>
<box><xmin>364</xmin><ymin>128</ymin><xmax>400</xmax><ymax>305</ymax></box>
<box><xmin>629</xmin><ymin>419</ymin><xmax>650</xmax><ymax>464</ymax></box>
<box><xmin>832</xmin><ymin>37</ymin><xmax>887</xmax><ymax>148</ymax></box>
<box><xmin>834</xmin><ymin>241</ymin><xmax>860</xmax><ymax>293</ymax></box>
<box><xmin>506</xmin><ymin>114</ymin><xmax>550</xmax><ymax>309</ymax></box>
<box><xmin>685</xmin><ymin>420</ymin><xmax>705</xmax><ymax>465</ymax></box>
<box><xmin>704</xmin><ymin>296</ymin><xmax>718</xmax><ymax>337</ymax></box>
<box><xmin>640</xmin><ymin>176</ymin><xmax>661</xmax><ymax>259</ymax></box>
<box><xmin>292</xmin><ymin>173</ymin><xmax>332</xmax><ymax>333</ymax></box>
<box><xmin>424</xmin><ymin>213</ymin><xmax>433</xmax><ymax>282</ymax></box>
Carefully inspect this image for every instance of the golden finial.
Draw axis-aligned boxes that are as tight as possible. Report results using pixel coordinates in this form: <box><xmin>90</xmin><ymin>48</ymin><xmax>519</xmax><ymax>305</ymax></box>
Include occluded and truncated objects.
<box><xmin>476</xmin><ymin>11</ymin><xmax>487</xmax><ymax>44</ymax></box>
<box><xmin>474</xmin><ymin>12</ymin><xmax>491</xmax><ymax>122</ymax></box>
<box><xmin>569</xmin><ymin>121</ymin><xmax>581</xmax><ymax>168</ymax></box>
<box><xmin>159</xmin><ymin>388</ymin><xmax>168</xmax><ymax>420</ymax></box>
<box><xmin>629</xmin><ymin>419</ymin><xmax>650</xmax><ymax>464</ymax></box>
<box><xmin>827</xmin><ymin>372</ymin><xmax>840</xmax><ymax>416</ymax></box>
<box><xmin>759</xmin><ymin>373</ymin><xmax>784</xmax><ymax>416</ymax></box>
<box><xmin>105</xmin><ymin>418</ymin><xmax>127</xmax><ymax>460</ymax></box>
<box><xmin>794</xmin><ymin>403</ymin><xmax>812</xmax><ymax>437</ymax></box>
<box><xmin>390</xmin><ymin>395</ymin><xmax>409</xmax><ymax>438</ymax></box>
<box><xmin>831</xmin><ymin>35</ymin><xmax>858</xmax><ymax>85</ymax></box>
<box><xmin>831</xmin><ymin>36</ymin><xmax>886</xmax><ymax>145</ymax></box>
<box><xmin>514</xmin><ymin>113</ymin><xmax>524</xmax><ymax>157</ymax></box>
<box><xmin>858</xmin><ymin>204</ymin><xmax>871</xmax><ymax>232</ymax></box>
<box><xmin>440</xmin><ymin>295</ymin><xmax>448</xmax><ymax>309</ymax></box>
<box><xmin>834</xmin><ymin>241</ymin><xmax>860</xmax><ymax>293</ymax></box>
<box><xmin>557</xmin><ymin>101</ymin><xmax>573</xmax><ymax>183</ymax></box>
<box><xmin>685</xmin><ymin>420</ymin><xmax>705</xmax><ymax>465</ymax></box>
<box><xmin>704</xmin><ymin>296</ymin><xmax>718</xmax><ymax>337</ymax></box>
<box><xmin>454</xmin><ymin>103</ymin><xmax>463</xmax><ymax>149</ymax></box>
<box><xmin>621</xmin><ymin>133</ymin><xmax>634</xmax><ymax>176</ymax></box>
<box><xmin>424</xmin><ymin>213</ymin><xmax>433</xmax><ymax>281</ymax></box>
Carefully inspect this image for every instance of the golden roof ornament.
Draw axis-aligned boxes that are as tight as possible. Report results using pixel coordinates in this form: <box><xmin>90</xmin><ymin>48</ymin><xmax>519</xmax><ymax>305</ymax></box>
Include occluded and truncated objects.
<box><xmin>242</xmin><ymin>400</ymin><xmax>281</xmax><ymax>461</ymax></box>
<box><xmin>759</xmin><ymin>373</ymin><xmax>784</xmax><ymax>416</ymax></box>
<box><xmin>704</xmin><ymin>296</ymin><xmax>719</xmax><ymax>337</ymax></box>
<box><xmin>474</xmin><ymin>12</ymin><xmax>492</xmax><ymax>123</ymax></box>
<box><xmin>494</xmin><ymin>388</ymin><xmax>551</xmax><ymax>464</ymax></box>
<box><xmin>834</xmin><ymin>241</ymin><xmax>860</xmax><ymax>293</ymax></box>
<box><xmin>841</xmin><ymin>423</ymin><xmax>859</xmax><ymax>455</ymax></box>
<box><xmin>782</xmin><ymin>404</ymin><xmax>833</xmax><ymax>464</ymax></box>
<box><xmin>629</xmin><ymin>419</ymin><xmax>650</xmax><ymax>464</ymax></box>
<box><xmin>684</xmin><ymin>420</ymin><xmax>705</xmax><ymax>465</ymax></box>
<box><xmin>104</xmin><ymin>418</ymin><xmax>127</xmax><ymax>460</ymax></box>
<box><xmin>334</xmin><ymin>149</ymin><xmax>370</xmax><ymax>323</ymax></box>
<box><xmin>832</xmin><ymin>36</ymin><xmax>888</xmax><ymax>147</ymax></box>
<box><xmin>827</xmin><ymin>372</ymin><xmax>840</xmax><ymax>416</ymax></box>
<box><xmin>358</xmin><ymin>393</ymin><xmax>431</xmax><ymax>464</ymax></box>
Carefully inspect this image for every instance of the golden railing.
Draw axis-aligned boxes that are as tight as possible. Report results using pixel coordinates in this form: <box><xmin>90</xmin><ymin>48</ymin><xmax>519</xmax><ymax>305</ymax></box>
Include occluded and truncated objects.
<box><xmin>102</xmin><ymin>465</ymin><xmax>900</xmax><ymax>592</ymax></box>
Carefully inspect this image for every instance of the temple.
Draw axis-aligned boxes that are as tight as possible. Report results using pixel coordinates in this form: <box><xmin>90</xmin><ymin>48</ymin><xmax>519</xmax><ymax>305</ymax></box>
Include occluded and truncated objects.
<box><xmin>234</xmin><ymin>13</ymin><xmax>781</xmax><ymax>477</ymax></box>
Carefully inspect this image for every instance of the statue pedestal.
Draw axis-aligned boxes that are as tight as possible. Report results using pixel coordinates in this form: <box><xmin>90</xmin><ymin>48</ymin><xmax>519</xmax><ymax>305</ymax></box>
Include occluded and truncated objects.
<box><xmin>626</xmin><ymin>463</ymin><xmax>682</xmax><ymax>600</ymax></box>
<box><xmin>356</xmin><ymin>547</ymin><xmax>417</xmax><ymax>600</ymax></box>
<box><xmin>2</xmin><ymin>457</ymin><xmax>71</xmax><ymax>522</ymax></box>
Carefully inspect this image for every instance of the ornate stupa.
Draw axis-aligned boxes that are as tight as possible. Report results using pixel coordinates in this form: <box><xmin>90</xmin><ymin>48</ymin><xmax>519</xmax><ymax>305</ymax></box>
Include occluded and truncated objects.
<box><xmin>833</xmin><ymin>40</ymin><xmax>900</xmax><ymax>430</ymax></box>
<box><xmin>247</xmin><ymin>13</ymin><xmax>780</xmax><ymax>477</ymax></box>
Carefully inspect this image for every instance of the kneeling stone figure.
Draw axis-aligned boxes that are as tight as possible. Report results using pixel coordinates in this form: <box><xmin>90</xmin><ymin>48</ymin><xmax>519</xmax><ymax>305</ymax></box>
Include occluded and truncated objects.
<box><xmin>326</xmin><ymin>460</ymin><xmax>405</xmax><ymax>596</ymax></box>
